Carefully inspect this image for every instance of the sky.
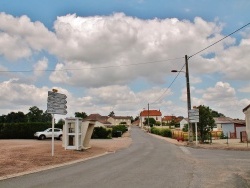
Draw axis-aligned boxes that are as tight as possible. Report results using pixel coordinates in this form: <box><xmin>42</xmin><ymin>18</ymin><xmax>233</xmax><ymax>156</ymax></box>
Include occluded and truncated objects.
<box><xmin>0</xmin><ymin>0</ymin><xmax>250</xmax><ymax>120</ymax></box>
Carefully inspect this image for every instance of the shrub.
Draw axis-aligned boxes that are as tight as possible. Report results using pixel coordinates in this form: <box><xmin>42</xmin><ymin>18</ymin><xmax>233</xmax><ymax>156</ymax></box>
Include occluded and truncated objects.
<box><xmin>112</xmin><ymin>125</ymin><xmax>128</xmax><ymax>137</ymax></box>
<box><xmin>150</xmin><ymin>127</ymin><xmax>172</xmax><ymax>138</ymax></box>
<box><xmin>91</xmin><ymin>127</ymin><xmax>112</xmax><ymax>139</ymax></box>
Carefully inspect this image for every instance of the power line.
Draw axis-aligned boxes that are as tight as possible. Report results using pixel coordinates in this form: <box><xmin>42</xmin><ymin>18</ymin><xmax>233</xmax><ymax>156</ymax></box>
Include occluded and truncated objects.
<box><xmin>150</xmin><ymin>22</ymin><xmax>250</xmax><ymax>105</ymax></box>
<box><xmin>0</xmin><ymin>57</ymin><xmax>184</xmax><ymax>73</ymax></box>
<box><xmin>189</xmin><ymin>22</ymin><xmax>250</xmax><ymax>58</ymax></box>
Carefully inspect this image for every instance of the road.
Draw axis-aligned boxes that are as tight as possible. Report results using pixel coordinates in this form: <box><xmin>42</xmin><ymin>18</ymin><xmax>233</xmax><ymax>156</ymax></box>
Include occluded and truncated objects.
<box><xmin>1</xmin><ymin>126</ymin><xmax>250</xmax><ymax>188</ymax></box>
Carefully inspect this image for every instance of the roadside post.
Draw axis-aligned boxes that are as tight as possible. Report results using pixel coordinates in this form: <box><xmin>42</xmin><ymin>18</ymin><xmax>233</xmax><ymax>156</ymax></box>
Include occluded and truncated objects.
<box><xmin>47</xmin><ymin>89</ymin><xmax>67</xmax><ymax>156</ymax></box>
<box><xmin>188</xmin><ymin>108</ymin><xmax>199</xmax><ymax>145</ymax></box>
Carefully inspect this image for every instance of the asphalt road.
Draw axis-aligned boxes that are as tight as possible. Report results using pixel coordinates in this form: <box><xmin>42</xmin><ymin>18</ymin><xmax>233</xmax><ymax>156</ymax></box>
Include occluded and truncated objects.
<box><xmin>1</xmin><ymin>126</ymin><xmax>250</xmax><ymax>188</ymax></box>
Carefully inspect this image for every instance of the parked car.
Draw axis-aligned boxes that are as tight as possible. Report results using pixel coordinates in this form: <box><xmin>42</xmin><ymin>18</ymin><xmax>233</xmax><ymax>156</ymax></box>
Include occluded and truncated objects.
<box><xmin>34</xmin><ymin>128</ymin><xmax>63</xmax><ymax>140</ymax></box>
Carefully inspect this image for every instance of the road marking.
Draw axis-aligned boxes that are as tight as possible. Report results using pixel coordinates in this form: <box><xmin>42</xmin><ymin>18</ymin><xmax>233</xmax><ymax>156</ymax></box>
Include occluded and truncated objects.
<box><xmin>179</xmin><ymin>146</ymin><xmax>191</xmax><ymax>155</ymax></box>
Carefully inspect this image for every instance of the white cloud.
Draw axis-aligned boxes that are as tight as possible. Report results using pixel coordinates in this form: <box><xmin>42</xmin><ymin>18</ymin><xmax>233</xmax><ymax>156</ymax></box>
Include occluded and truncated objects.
<box><xmin>33</xmin><ymin>58</ymin><xmax>48</xmax><ymax>77</ymax></box>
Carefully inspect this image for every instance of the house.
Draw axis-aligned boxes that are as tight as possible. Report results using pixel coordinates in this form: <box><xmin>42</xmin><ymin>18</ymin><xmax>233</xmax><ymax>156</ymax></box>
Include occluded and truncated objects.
<box><xmin>243</xmin><ymin>105</ymin><xmax>250</xmax><ymax>141</ymax></box>
<box><xmin>132</xmin><ymin>119</ymin><xmax>140</xmax><ymax>126</ymax></box>
<box><xmin>83</xmin><ymin>114</ymin><xmax>111</xmax><ymax>127</ymax></box>
<box><xmin>180</xmin><ymin>118</ymin><xmax>188</xmax><ymax>130</ymax></box>
<box><xmin>107</xmin><ymin>116</ymin><xmax>131</xmax><ymax>126</ymax></box>
<box><xmin>162</xmin><ymin>116</ymin><xmax>183</xmax><ymax>127</ymax></box>
<box><xmin>214</xmin><ymin>117</ymin><xmax>245</xmax><ymax>138</ymax></box>
<box><xmin>139</xmin><ymin>110</ymin><xmax>162</xmax><ymax>127</ymax></box>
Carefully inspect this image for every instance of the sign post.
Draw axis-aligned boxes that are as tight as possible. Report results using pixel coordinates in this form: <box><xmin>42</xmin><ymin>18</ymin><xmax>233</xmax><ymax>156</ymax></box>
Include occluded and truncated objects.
<box><xmin>47</xmin><ymin>90</ymin><xmax>67</xmax><ymax>156</ymax></box>
<box><xmin>188</xmin><ymin>109</ymin><xmax>199</xmax><ymax>145</ymax></box>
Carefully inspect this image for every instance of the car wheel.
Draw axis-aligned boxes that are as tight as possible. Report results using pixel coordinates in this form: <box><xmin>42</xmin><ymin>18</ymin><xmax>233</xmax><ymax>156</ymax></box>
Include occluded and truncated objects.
<box><xmin>39</xmin><ymin>135</ymin><xmax>46</xmax><ymax>140</ymax></box>
<box><xmin>58</xmin><ymin>135</ymin><xmax>62</xmax><ymax>141</ymax></box>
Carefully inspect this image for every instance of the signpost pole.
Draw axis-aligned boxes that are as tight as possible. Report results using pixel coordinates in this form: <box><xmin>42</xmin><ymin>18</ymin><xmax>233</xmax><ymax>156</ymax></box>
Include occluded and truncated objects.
<box><xmin>195</xmin><ymin>122</ymin><xmax>198</xmax><ymax>146</ymax></box>
<box><xmin>52</xmin><ymin>114</ymin><xmax>54</xmax><ymax>156</ymax></box>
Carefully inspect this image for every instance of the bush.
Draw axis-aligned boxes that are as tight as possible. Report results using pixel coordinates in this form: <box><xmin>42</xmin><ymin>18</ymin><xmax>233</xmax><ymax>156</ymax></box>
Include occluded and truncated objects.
<box><xmin>91</xmin><ymin>127</ymin><xmax>112</xmax><ymax>139</ymax></box>
<box><xmin>112</xmin><ymin>125</ymin><xmax>128</xmax><ymax>137</ymax></box>
<box><xmin>150</xmin><ymin>127</ymin><xmax>172</xmax><ymax>138</ymax></box>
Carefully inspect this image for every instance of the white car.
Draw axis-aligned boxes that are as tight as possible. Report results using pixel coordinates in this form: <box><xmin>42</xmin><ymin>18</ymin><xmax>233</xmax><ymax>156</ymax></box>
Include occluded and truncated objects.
<box><xmin>34</xmin><ymin>128</ymin><xmax>63</xmax><ymax>140</ymax></box>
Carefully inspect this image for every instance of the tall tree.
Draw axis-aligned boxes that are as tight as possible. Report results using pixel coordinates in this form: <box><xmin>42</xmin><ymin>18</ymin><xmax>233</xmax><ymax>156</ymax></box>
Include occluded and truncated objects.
<box><xmin>197</xmin><ymin>105</ymin><xmax>215</xmax><ymax>143</ymax></box>
<box><xmin>26</xmin><ymin>106</ymin><xmax>43</xmax><ymax>122</ymax></box>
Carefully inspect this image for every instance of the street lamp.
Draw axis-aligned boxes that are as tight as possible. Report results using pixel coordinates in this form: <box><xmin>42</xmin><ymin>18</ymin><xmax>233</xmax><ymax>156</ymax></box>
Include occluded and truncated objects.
<box><xmin>171</xmin><ymin>55</ymin><xmax>193</xmax><ymax>143</ymax></box>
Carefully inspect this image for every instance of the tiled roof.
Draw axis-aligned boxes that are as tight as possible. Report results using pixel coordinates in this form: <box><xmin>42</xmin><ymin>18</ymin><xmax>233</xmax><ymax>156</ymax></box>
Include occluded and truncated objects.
<box><xmin>140</xmin><ymin>110</ymin><xmax>162</xmax><ymax>116</ymax></box>
<box><xmin>111</xmin><ymin>116</ymin><xmax>131</xmax><ymax>120</ymax></box>
<box><xmin>214</xmin><ymin>117</ymin><xmax>245</xmax><ymax>125</ymax></box>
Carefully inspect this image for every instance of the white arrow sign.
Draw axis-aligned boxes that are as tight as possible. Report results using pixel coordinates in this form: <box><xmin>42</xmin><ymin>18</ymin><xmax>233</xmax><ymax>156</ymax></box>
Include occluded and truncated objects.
<box><xmin>48</xmin><ymin>97</ymin><xmax>67</xmax><ymax>104</ymax></box>
<box><xmin>47</xmin><ymin>103</ymin><xmax>67</xmax><ymax>109</ymax></box>
<box><xmin>47</xmin><ymin>109</ymin><xmax>67</xmax><ymax>115</ymax></box>
<box><xmin>48</xmin><ymin>91</ymin><xmax>67</xmax><ymax>99</ymax></box>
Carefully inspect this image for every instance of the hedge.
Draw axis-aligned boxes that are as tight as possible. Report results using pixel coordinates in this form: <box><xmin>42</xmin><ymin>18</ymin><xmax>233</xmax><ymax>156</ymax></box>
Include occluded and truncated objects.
<box><xmin>0</xmin><ymin>122</ymin><xmax>62</xmax><ymax>139</ymax></box>
<box><xmin>150</xmin><ymin>127</ymin><xmax>172</xmax><ymax>138</ymax></box>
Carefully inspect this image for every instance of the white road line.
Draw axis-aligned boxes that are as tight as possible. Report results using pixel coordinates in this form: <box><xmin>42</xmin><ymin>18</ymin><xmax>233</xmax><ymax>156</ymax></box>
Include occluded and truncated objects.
<box><xmin>179</xmin><ymin>146</ymin><xmax>191</xmax><ymax>155</ymax></box>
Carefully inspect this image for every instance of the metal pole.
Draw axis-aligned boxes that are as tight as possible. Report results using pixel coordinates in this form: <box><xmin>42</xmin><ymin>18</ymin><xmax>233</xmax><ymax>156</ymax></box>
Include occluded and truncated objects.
<box><xmin>52</xmin><ymin>114</ymin><xmax>54</xmax><ymax>156</ymax></box>
<box><xmin>195</xmin><ymin>122</ymin><xmax>198</xmax><ymax>145</ymax></box>
<box><xmin>147</xmin><ymin>103</ymin><xmax>150</xmax><ymax>127</ymax></box>
<box><xmin>185</xmin><ymin>55</ymin><xmax>193</xmax><ymax>143</ymax></box>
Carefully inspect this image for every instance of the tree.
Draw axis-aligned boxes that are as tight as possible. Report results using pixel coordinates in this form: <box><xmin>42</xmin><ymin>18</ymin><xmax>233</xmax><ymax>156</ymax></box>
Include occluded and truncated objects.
<box><xmin>26</xmin><ymin>106</ymin><xmax>43</xmax><ymax>122</ymax></box>
<box><xmin>75</xmin><ymin>112</ymin><xmax>88</xmax><ymax>119</ymax></box>
<box><xmin>143</xmin><ymin>118</ymin><xmax>156</xmax><ymax>127</ymax></box>
<box><xmin>197</xmin><ymin>105</ymin><xmax>215</xmax><ymax>143</ymax></box>
<box><xmin>108</xmin><ymin>111</ymin><xmax>115</xmax><ymax>117</ymax></box>
<box><xmin>211</xmin><ymin>110</ymin><xmax>225</xmax><ymax>117</ymax></box>
<box><xmin>5</xmin><ymin>111</ymin><xmax>27</xmax><ymax>123</ymax></box>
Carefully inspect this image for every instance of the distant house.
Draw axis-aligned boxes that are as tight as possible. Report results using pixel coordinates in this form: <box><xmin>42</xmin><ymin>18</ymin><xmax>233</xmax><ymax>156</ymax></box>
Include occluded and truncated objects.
<box><xmin>107</xmin><ymin>116</ymin><xmax>131</xmax><ymax>126</ymax></box>
<box><xmin>84</xmin><ymin>114</ymin><xmax>132</xmax><ymax>127</ymax></box>
<box><xmin>243</xmin><ymin>105</ymin><xmax>250</xmax><ymax>140</ymax></box>
<box><xmin>214</xmin><ymin>117</ymin><xmax>245</xmax><ymax>138</ymax></box>
<box><xmin>139</xmin><ymin>110</ymin><xmax>162</xmax><ymax>127</ymax></box>
<box><xmin>83</xmin><ymin>114</ymin><xmax>111</xmax><ymax>128</ymax></box>
<box><xmin>132</xmin><ymin>119</ymin><xmax>140</xmax><ymax>126</ymax></box>
<box><xmin>162</xmin><ymin>116</ymin><xmax>183</xmax><ymax>127</ymax></box>
<box><xmin>180</xmin><ymin>118</ymin><xmax>188</xmax><ymax>130</ymax></box>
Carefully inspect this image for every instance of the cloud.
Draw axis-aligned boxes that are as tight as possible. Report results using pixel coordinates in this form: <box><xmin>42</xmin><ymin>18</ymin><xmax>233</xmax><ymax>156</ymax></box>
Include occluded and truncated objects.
<box><xmin>0</xmin><ymin>79</ymin><xmax>49</xmax><ymax>114</ymax></box>
<box><xmin>33</xmin><ymin>58</ymin><xmax>48</xmax><ymax>77</ymax></box>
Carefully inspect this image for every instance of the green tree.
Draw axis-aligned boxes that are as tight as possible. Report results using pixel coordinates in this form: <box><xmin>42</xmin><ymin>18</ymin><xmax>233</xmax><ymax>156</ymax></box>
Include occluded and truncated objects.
<box><xmin>5</xmin><ymin>111</ymin><xmax>27</xmax><ymax>123</ymax></box>
<box><xmin>26</xmin><ymin>106</ymin><xmax>43</xmax><ymax>122</ymax></box>
<box><xmin>75</xmin><ymin>112</ymin><xmax>88</xmax><ymax>119</ymax></box>
<box><xmin>197</xmin><ymin>105</ymin><xmax>215</xmax><ymax>143</ymax></box>
<box><xmin>211</xmin><ymin>110</ymin><xmax>225</xmax><ymax>117</ymax></box>
<box><xmin>108</xmin><ymin>111</ymin><xmax>115</xmax><ymax>117</ymax></box>
<box><xmin>143</xmin><ymin>118</ymin><xmax>156</xmax><ymax>127</ymax></box>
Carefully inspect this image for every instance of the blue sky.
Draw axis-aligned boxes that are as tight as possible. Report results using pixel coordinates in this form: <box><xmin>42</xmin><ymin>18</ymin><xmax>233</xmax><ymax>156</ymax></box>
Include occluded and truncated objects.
<box><xmin>0</xmin><ymin>0</ymin><xmax>250</xmax><ymax>119</ymax></box>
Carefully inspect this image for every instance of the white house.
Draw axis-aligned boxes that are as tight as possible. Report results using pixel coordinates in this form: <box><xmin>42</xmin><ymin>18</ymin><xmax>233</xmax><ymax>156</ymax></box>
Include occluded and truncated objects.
<box><xmin>214</xmin><ymin>117</ymin><xmax>245</xmax><ymax>139</ymax></box>
<box><xmin>180</xmin><ymin>118</ymin><xmax>188</xmax><ymax>130</ymax></box>
<box><xmin>243</xmin><ymin>105</ymin><xmax>250</xmax><ymax>141</ymax></box>
<box><xmin>107</xmin><ymin>116</ymin><xmax>131</xmax><ymax>126</ymax></box>
<box><xmin>139</xmin><ymin>110</ymin><xmax>162</xmax><ymax>127</ymax></box>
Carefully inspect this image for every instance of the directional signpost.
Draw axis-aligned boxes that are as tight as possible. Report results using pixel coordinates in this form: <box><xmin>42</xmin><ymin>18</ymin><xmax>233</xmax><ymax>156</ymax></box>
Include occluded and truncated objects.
<box><xmin>47</xmin><ymin>90</ymin><xmax>67</xmax><ymax>156</ymax></box>
<box><xmin>188</xmin><ymin>109</ymin><xmax>199</xmax><ymax>146</ymax></box>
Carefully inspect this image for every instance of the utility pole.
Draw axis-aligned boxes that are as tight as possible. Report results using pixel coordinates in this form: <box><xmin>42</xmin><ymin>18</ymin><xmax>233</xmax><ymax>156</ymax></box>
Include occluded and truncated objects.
<box><xmin>147</xmin><ymin>103</ymin><xmax>150</xmax><ymax>127</ymax></box>
<box><xmin>185</xmin><ymin>55</ymin><xmax>193</xmax><ymax>143</ymax></box>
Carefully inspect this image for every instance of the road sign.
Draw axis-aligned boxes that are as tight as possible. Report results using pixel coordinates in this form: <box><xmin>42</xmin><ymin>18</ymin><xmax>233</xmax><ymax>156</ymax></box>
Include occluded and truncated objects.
<box><xmin>47</xmin><ymin>91</ymin><xmax>67</xmax><ymax>115</ymax></box>
<box><xmin>47</xmin><ymin>103</ymin><xmax>67</xmax><ymax>109</ymax></box>
<box><xmin>48</xmin><ymin>91</ymin><xmax>67</xmax><ymax>99</ymax></box>
<box><xmin>47</xmin><ymin>97</ymin><xmax>67</xmax><ymax>104</ymax></box>
<box><xmin>47</xmin><ymin>109</ymin><xmax>67</xmax><ymax>115</ymax></box>
<box><xmin>189</xmin><ymin>109</ymin><xmax>199</xmax><ymax>123</ymax></box>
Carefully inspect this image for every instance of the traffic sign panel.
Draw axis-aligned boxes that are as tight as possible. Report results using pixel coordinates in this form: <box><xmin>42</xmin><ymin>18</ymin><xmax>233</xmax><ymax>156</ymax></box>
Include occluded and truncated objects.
<box><xmin>48</xmin><ymin>91</ymin><xmax>67</xmax><ymax>99</ymax></box>
<box><xmin>47</xmin><ymin>103</ymin><xmax>67</xmax><ymax>109</ymax></box>
<box><xmin>47</xmin><ymin>109</ymin><xmax>67</xmax><ymax>115</ymax></box>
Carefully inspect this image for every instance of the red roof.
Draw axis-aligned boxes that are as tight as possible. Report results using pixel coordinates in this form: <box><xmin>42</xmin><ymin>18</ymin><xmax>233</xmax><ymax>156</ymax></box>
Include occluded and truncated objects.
<box><xmin>140</xmin><ymin>110</ymin><xmax>162</xmax><ymax>117</ymax></box>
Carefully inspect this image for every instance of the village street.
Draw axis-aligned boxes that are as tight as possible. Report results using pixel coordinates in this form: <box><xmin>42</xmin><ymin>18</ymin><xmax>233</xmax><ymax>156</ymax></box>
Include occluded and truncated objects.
<box><xmin>1</xmin><ymin>126</ymin><xmax>250</xmax><ymax>188</ymax></box>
